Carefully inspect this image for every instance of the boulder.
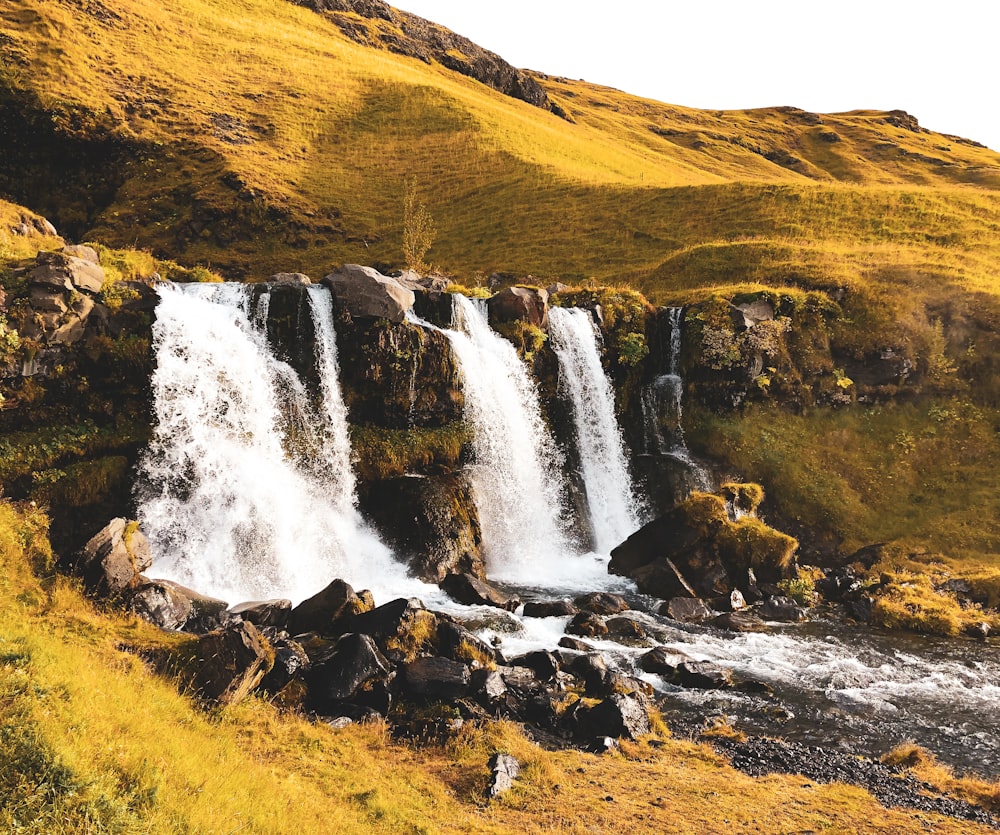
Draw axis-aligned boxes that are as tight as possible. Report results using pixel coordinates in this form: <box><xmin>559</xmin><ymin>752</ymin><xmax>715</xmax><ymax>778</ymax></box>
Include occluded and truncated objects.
<box><xmin>288</xmin><ymin>579</ymin><xmax>370</xmax><ymax>636</ymax></box>
<box><xmin>306</xmin><ymin>633</ymin><xmax>392</xmax><ymax>706</ymax></box>
<box><xmin>558</xmin><ymin>636</ymin><xmax>593</xmax><ymax>652</ymax></box>
<box><xmin>485</xmin><ymin>753</ymin><xmax>520</xmax><ymax>799</ymax></box>
<box><xmin>61</xmin><ymin>244</ymin><xmax>100</xmax><ymax>263</ymax></box>
<box><xmin>712</xmin><ymin>611</ymin><xmax>767</xmax><ymax>632</ymax></box>
<box><xmin>195</xmin><ymin>622</ymin><xmax>274</xmax><ymax>705</ymax></box>
<box><xmin>660</xmin><ymin>597</ymin><xmax>713</xmax><ymax>623</ymax></box>
<box><xmin>323</xmin><ymin>264</ymin><xmax>414</xmax><ymax>323</ymax></box>
<box><xmin>129</xmin><ymin>579</ymin><xmax>230</xmax><ymax>633</ymax></box>
<box><xmin>676</xmin><ymin>661</ymin><xmax>733</xmax><ymax>689</ymax></box>
<box><xmin>229</xmin><ymin>599</ymin><xmax>292</xmax><ymax>629</ymax></box>
<box><xmin>574</xmin><ymin>694</ymin><xmax>650</xmax><ymax>741</ymax></box>
<box><xmin>436</xmin><ymin>620</ymin><xmax>497</xmax><ymax>668</ymax></box>
<box><xmin>573</xmin><ymin>592</ymin><xmax>629</xmax><ymax>616</ymax></box>
<box><xmin>440</xmin><ymin>573</ymin><xmax>518</xmax><ymax>611</ymax></box>
<box><xmin>347</xmin><ymin>597</ymin><xmax>438</xmax><ymax>662</ymax></box>
<box><xmin>522</xmin><ymin>599</ymin><xmax>578</xmax><ymax>618</ymax></box>
<box><xmin>30</xmin><ymin>250</ymin><xmax>105</xmax><ymax>295</ymax></box>
<box><xmin>487</xmin><ymin>286</ymin><xmax>549</xmax><ymax>328</ymax></box>
<box><xmin>640</xmin><ymin>646</ymin><xmax>697</xmax><ymax>676</ymax></box>
<box><xmin>610</xmin><ymin>491</ymin><xmax>798</xmax><ymax>600</ymax></box>
<box><xmin>567</xmin><ymin>652</ymin><xmax>608</xmax><ymax>693</ymax></box>
<box><xmin>566</xmin><ymin>611</ymin><xmax>608</xmax><ymax>638</ymax></box>
<box><xmin>260</xmin><ymin>639</ymin><xmax>311</xmax><ymax>696</ymax></box>
<box><xmin>507</xmin><ymin>650</ymin><xmax>560</xmax><ymax>681</ymax></box>
<box><xmin>759</xmin><ymin>596</ymin><xmax>808</xmax><ymax>623</ymax></box>
<box><xmin>399</xmin><ymin>656</ymin><xmax>470</xmax><ymax>701</ymax></box>
<box><xmin>470</xmin><ymin>668</ymin><xmax>508</xmax><ymax>706</ymax></box>
<box><xmin>605</xmin><ymin>617</ymin><xmax>646</xmax><ymax>640</ymax></box>
<box><xmin>269</xmin><ymin>272</ymin><xmax>311</xmax><ymax>284</ymax></box>
<box><xmin>75</xmin><ymin>518</ymin><xmax>152</xmax><ymax>597</ymax></box>
<box><xmin>366</xmin><ymin>474</ymin><xmax>484</xmax><ymax>583</ymax></box>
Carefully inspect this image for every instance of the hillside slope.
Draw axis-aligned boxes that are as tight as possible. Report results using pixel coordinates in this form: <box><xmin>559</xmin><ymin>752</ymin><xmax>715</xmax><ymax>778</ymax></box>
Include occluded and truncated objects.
<box><xmin>1</xmin><ymin>0</ymin><xmax>999</xmax><ymax>288</ymax></box>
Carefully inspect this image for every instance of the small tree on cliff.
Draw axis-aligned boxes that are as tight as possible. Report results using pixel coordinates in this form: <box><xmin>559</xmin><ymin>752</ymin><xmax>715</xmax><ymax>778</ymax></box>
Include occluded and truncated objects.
<box><xmin>402</xmin><ymin>178</ymin><xmax>436</xmax><ymax>273</ymax></box>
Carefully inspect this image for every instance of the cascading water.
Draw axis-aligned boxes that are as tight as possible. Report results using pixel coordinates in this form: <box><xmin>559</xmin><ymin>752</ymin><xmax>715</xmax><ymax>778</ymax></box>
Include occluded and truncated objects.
<box><xmin>438</xmin><ymin>295</ymin><xmax>617</xmax><ymax>588</ymax></box>
<box><xmin>547</xmin><ymin>306</ymin><xmax>641</xmax><ymax>552</ymax></box>
<box><xmin>643</xmin><ymin>306</ymin><xmax>712</xmax><ymax>489</ymax></box>
<box><xmin>136</xmin><ymin>282</ymin><xmax>426</xmax><ymax>605</ymax></box>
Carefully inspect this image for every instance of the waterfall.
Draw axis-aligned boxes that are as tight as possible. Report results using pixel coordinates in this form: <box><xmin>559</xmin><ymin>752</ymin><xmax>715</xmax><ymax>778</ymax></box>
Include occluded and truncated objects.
<box><xmin>548</xmin><ymin>307</ymin><xmax>640</xmax><ymax>552</ymax></box>
<box><xmin>643</xmin><ymin>307</ymin><xmax>712</xmax><ymax>489</ymax></box>
<box><xmin>441</xmin><ymin>295</ymin><xmax>576</xmax><ymax>583</ymax></box>
<box><xmin>136</xmin><ymin>282</ymin><xmax>419</xmax><ymax>605</ymax></box>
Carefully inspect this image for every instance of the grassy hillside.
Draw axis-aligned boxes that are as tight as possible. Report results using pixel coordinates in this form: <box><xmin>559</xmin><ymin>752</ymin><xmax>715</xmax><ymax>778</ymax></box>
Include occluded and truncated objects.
<box><xmin>1</xmin><ymin>500</ymin><xmax>994</xmax><ymax>833</ymax></box>
<box><xmin>1</xmin><ymin>0</ymin><xmax>999</xmax><ymax>288</ymax></box>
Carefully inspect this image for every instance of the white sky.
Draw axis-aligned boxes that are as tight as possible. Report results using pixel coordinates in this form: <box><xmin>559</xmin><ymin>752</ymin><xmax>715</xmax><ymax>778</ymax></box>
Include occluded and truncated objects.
<box><xmin>396</xmin><ymin>0</ymin><xmax>999</xmax><ymax>153</ymax></box>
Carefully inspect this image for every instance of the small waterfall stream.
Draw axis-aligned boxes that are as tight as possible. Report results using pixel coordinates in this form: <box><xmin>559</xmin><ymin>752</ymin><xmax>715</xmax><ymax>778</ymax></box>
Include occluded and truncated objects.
<box><xmin>643</xmin><ymin>307</ymin><xmax>712</xmax><ymax>490</ymax></box>
<box><xmin>548</xmin><ymin>306</ymin><xmax>641</xmax><ymax>552</ymax></box>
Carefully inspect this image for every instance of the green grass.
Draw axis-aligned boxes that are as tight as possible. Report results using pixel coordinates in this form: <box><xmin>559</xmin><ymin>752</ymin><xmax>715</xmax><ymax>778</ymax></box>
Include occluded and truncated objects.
<box><xmin>687</xmin><ymin>398</ymin><xmax>1000</xmax><ymax>566</ymax></box>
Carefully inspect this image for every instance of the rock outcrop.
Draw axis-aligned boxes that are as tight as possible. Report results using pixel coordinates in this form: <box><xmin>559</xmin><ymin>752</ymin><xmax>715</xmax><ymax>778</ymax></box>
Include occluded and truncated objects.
<box><xmin>292</xmin><ymin>0</ymin><xmax>561</xmax><ymax>116</ymax></box>
<box><xmin>323</xmin><ymin>264</ymin><xmax>415</xmax><ymax>323</ymax></box>
<box><xmin>609</xmin><ymin>489</ymin><xmax>799</xmax><ymax>600</ymax></box>
<box><xmin>74</xmin><ymin>517</ymin><xmax>151</xmax><ymax>596</ymax></box>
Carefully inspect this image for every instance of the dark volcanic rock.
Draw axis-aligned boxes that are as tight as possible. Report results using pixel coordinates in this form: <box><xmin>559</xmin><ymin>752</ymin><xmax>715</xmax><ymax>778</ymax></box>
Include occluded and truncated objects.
<box><xmin>640</xmin><ymin>646</ymin><xmax>697</xmax><ymax>677</ymax></box>
<box><xmin>574</xmin><ymin>694</ymin><xmax>650</xmax><ymax>741</ymax></box>
<box><xmin>196</xmin><ymin>622</ymin><xmax>273</xmax><ymax>706</ymax></box>
<box><xmin>566</xmin><ymin>611</ymin><xmax>608</xmax><ymax>638</ymax></box>
<box><xmin>347</xmin><ymin>597</ymin><xmax>438</xmax><ymax>662</ymax></box>
<box><xmin>507</xmin><ymin>650</ymin><xmax>560</xmax><ymax>682</ymax></box>
<box><xmin>605</xmin><ymin>616</ymin><xmax>646</xmax><ymax>641</ymax></box>
<box><xmin>260</xmin><ymin>638</ymin><xmax>310</xmax><ymax>694</ymax></box>
<box><xmin>365</xmin><ymin>473</ymin><xmax>484</xmax><ymax>582</ymax></box>
<box><xmin>522</xmin><ymin>599</ymin><xmax>578</xmax><ymax>618</ymax></box>
<box><xmin>229</xmin><ymin>599</ymin><xmax>292</xmax><ymax>630</ymax></box>
<box><xmin>440</xmin><ymin>572</ymin><xmax>518</xmax><ymax>611</ymax></box>
<box><xmin>436</xmin><ymin>620</ymin><xmax>497</xmax><ymax>668</ymax></box>
<box><xmin>399</xmin><ymin>656</ymin><xmax>470</xmax><ymax>701</ymax></box>
<box><xmin>307</xmin><ymin>633</ymin><xmax>392</xmax><ymax>706</ymax></box>
<box><xmin>712</xmin><ymin>610</ymin><xmax>767</xmax><ymax>632</ymax></box>
<box><xmin>676</xmin><ymin>661</ymin><xmax>733</xmax><ymax>690</ymax></box>
<box><xmin>660</xmin><ymin>596</ymin><xmax>713</xmax><ymax>623</ymax></box>
<box><xmin>288</xmin><ymin>579</ymin><xmax>369</xmax><ymax>636</ymax></box>
<box><xmin>759</xmin><ymin>596</ymin><xmax>808</xmax><ymax>623</ymax></box>
<box><xmin>610</xmin><ymin>491</ymin><xmax>798</xmax><ymax>600</ymax></box>
<box><xmin>129</xmin><ymin>578</ymin><xmax>230</xmax><ymax>633</ymax></box>
<box><xmin>573</xmin><ymin>592</ymin><xmax>629</xmax><ymax>616</ymax></box>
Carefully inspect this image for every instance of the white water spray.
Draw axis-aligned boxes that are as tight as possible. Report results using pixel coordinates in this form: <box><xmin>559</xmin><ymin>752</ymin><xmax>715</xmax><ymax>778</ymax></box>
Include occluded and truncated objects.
<box><xmin>137</xmin><ymin>283</ymin><xmax>427</xmax><ymax>605</ymax></box>
<box><xmin>441</xmin><ymin>295</ymin><xmax>586</xmax><ymax>584</ymax></box>
<box><xmin>548</xmin><ymin>307</ymin><xmax>640</xmax><ymax>552</ymax></box>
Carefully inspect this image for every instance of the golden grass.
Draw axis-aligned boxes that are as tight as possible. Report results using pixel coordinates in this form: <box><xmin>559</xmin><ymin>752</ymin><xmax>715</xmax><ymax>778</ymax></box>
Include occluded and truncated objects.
<box><xmin>1</xmin><ymin>500</ymin><xmax>995</xmax><ymax>832</ymax></box>
<box><xmin>3</xmin><ymin>0</ymin><xmax>1000</xmax><ymax>292</ymax></box>
<box><xmin>883</xmin><ymin>743</ymin><xmax>1000</xmax><ymax>812</ymax></box>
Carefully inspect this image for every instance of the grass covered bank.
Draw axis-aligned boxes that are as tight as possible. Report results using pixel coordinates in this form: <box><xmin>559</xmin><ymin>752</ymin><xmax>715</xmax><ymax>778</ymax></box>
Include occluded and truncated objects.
<box><xmin>0</xmin><ymin>500</ymin><xmax>992</xmax><ymax>833</ymax></box>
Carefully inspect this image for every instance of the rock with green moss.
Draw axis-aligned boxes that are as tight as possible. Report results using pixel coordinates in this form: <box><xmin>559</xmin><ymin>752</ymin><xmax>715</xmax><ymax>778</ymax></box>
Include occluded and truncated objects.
<box><xmin>74</xmin><ymin>517</ymin><xmax>151</xmax><ymax>597</ymax></box>
<box><xmin>609</xmin><ymin>490</ymin><xmax>798</xmax><ymax>600</ymax></box>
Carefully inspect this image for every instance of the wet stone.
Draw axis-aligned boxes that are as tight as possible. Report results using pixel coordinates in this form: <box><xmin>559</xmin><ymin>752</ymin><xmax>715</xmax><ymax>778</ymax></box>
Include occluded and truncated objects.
<box><xmin>573</xmin><ymin>592</ymin><xmax>629</xmax><ymax>615</ymax></box>
<box><xmin>566</xmin><ymin>611</ymin><xmax>608</xmax><ymax>637</ymax></box>
<box><xmin>522</xmin><ymin>599</ymin><xmax>578</xmax><ymax>618</ymax></box>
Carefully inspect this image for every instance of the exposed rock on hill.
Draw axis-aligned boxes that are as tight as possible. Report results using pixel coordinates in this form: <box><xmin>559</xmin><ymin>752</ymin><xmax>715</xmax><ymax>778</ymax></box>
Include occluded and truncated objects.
<box><xmin>293</xmin><ymin>0</ymin><xmax>562</xmax><ymax>116</ymax></box>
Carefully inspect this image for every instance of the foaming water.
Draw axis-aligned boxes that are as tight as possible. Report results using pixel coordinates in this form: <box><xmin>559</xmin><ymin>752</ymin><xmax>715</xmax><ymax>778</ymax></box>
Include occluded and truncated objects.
<box><xmin>548</xmin><ymin>307</ymin><xmax>641</xmax><ymax>552</ymax></box>
<box><xmin>137</xmin><ymin>283</ymin><xmax>436</xmax><ymax>606</ymax></box>
<box><xmin>442</xmin><ymin>295</ymin><xmax>578</xmax><ymax>583</ymax></box>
